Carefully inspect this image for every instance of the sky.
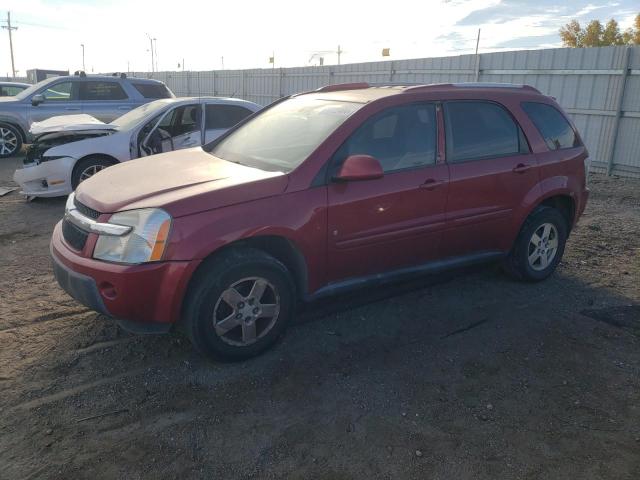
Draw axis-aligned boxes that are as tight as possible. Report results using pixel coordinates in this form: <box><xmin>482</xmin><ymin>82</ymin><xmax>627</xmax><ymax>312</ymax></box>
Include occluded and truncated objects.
<box><xmin>1</xmin><ymin>0</ymin><xmax>638</xmax><ymax>77</ymax></box>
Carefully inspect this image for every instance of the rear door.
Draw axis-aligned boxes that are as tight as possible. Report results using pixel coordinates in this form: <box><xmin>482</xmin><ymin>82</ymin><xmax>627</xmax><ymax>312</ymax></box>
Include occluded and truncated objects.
<box><xmin>204</xmin><ymin>104</ymin><xmax>255</xmax><ymax>143</ymax></box>
<box><xmin>442</xmin><ymin>100</ymin><xmax>540</xmax><ymax>257</ymax></box>
<box><xmin>327</xmin><ymin>102</ymin><xmax>449</xmax><ymax>282</ymax></box>
<box><xmin>28</xmin><ymin>80</ymin><xmax>82</xmax><ymax>123</ymax></box>
<box><xmin>80</xmin><ymin>80</ymin><xmax>131</xmax><ymax>122</ymax></box>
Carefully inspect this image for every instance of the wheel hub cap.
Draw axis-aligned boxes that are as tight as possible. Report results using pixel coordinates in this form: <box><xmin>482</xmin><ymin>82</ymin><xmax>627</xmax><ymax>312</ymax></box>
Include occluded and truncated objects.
<box><xmin>0</xmin><ymin>127</ymin><xmax>18</xmax><ymax>155</ymax></box>
<box><xmin>213</xmin><ymin>277</ymin><xmax>280</xmax><ymax>346</ymax></box>
<box><xmin>528</xmin><ymin>222</ymin><xmax>559</xmax><ymax>271</ymax></box>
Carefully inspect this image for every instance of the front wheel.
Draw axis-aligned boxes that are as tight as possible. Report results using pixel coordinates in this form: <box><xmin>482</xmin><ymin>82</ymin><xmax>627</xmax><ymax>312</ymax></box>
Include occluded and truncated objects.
<box><xmin>71</xmin><ymin>156</ymin><xmax>117</xmax><ymax>190</ymax></box>
<box><xmin>0</xmin><ymin>124</ymin><xmax>23</xmax><ymax>158</ymax></box>
<box><xmin>503</xmin><ymin>206</ymin><xmax>568</xmax><ymax>282</ymax></box>
<box><xmin>183</xmin><ymin>249</ymin><xmax>296</xmax><ymax>361</ymax></box>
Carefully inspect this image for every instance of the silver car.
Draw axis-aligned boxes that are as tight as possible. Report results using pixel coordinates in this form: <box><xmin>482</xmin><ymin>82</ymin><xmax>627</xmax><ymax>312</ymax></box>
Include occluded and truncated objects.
<box><xmin>0</xmin><ymin>73</ymin><xmax>174</xmax><ymax>157</ymax></box>
<box><xmin>0</xmin><ymin>82</ymin><xmax>30</xmax><ymax>97</ymax></box>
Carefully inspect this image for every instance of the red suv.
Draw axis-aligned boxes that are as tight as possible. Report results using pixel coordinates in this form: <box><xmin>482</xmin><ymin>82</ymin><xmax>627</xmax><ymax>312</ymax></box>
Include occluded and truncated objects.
<box><xmin>51</xmin><ymin>82</ymin><xmax>589</xmax><ymax>360</ymax></box>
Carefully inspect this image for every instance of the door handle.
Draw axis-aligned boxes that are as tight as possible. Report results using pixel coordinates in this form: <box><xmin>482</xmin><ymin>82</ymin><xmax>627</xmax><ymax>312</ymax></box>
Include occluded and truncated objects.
<box><xmin>512</xmin><ymin>163</ymin><xmax>533</xmax><ymax>174</ymax></box>
<box><xmin>65</xmin><ymin>107</ymin><xmax>80</xmax><ymax>111</ymax></box>
<box><xmin>420</xmin><ymin>179</ymin><xmax>445</xmax><ymax>190</ymax></box>
<box><xmin>117</xmin><ymin>106</ymin><xmax>131</xmax><ymax>111</ymax></box>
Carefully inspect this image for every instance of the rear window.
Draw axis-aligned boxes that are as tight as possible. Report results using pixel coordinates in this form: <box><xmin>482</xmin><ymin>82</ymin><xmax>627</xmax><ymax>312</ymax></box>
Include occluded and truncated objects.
<box><xmin>133</xmin><ymin>83</ymin><xmax>173</xmax><ymax>99</ymax></box>
<box><xmin>444</xmin><ymin>101</ymin><xmax>526</xmax><ymax>163</ymax></box>
<box><xmin>521</xmin><ymin>102</ymin><xmax>579</xmax><ymax>150</ymax></box>
<box><xmin>82</xmin><ymin>81</ymin><xmax>128</xmax><ymax>101</ymax></box>
<box><xmin>205</xmin><ymin>104</ymin><xmax>254</xmax><ymax>129</ymax></box>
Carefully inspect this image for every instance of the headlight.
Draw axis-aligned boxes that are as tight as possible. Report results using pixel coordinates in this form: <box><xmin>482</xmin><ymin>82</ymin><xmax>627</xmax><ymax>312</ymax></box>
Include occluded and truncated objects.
<box><xmin>93</xmin><ymin>208</ymin><xmax>172</xmax><ymax>264</ymax></box>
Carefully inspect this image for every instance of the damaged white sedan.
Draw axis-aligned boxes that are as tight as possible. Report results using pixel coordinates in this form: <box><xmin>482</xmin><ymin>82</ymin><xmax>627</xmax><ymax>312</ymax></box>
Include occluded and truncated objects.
<box><xmin>13</xmin><ymin>97</ymin><xmax>260</xmax><ymax>197</ymax></box>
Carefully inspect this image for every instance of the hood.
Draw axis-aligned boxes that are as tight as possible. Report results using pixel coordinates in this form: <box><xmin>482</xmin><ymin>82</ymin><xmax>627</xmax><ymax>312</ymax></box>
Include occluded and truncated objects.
<box><xmin>75</xmin><ymin>148</ymin><xmax>288</xmax><ymax>217</ymax></box>
<box><xmin>30</xmin><ymin>114</ymin><xmax>115</xmax><ymax>135</ymax></box>
<box><xmin>0</xmin><ymin>96</ymin><xmax>18</xmax><ymax>103</ymax></box>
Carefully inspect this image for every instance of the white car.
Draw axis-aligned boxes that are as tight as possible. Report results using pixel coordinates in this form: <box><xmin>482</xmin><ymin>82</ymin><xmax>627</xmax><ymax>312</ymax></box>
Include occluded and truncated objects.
<box><xmin>13</xmin><ymin>97</ymin><xmax>261</xmax><ymax>197</ymax></box>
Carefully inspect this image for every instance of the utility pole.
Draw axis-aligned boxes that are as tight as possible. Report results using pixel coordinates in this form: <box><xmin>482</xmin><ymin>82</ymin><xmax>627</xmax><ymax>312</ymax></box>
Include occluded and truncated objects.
<box><xmin>146</xmin><ymin>33</ymin><xmax>155</xmax><ymax>73</ymax></box>
<box><xmin>2</xmin><ymin>12</ymin><xmax>17</xmax><ymax>79</ymax></box>
<box><xmin>474</xmin><ymin>28</ymin><xmax>481</xmax><ymax>81</ymax></box>
<box><xmin>80</xmin><ymin>44</ymin><xmax>85</xmax><ymax>71</ymax></box>
<box><xmin>337</xmin><ymin>44</ymin><xmax>342</xmax><ymax>65</ymax></box>
<box><xmin>475</xmin><ymin>28</ymin><xmax>481</xmax><ymax>55</ymax></box>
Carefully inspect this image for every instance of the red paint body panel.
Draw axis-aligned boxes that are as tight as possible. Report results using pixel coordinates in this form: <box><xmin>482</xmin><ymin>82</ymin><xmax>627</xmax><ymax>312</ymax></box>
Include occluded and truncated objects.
<box><xmin>51</xmin><ymin>83</ymin><xmax>589</xmax><ymax>326</ymax></box>
<box><xmin>51</xmin><ymin>221</ymin><xmax>197</xmax><ymax>324</ymax></box>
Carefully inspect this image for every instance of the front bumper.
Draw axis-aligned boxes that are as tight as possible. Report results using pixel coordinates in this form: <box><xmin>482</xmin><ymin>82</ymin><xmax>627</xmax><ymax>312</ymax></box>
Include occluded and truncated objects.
<box><xmin>50</xmin><ymin>221</ymin><xmax>199</xmax><ymax>328</ymax></box>
<box><xmin>13</xmin><ymin>157</ymin><xmax>75</xmax><ymax>197</ymax></box>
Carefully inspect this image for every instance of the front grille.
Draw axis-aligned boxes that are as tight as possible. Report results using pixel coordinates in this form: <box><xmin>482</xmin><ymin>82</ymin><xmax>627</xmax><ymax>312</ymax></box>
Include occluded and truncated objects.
<box><xmin>74</xmin><ymin>198</ymin><xmax>101</xmax><ymax>220</ymax></box>
<box><xmin>62</xmin><ymin>219</ymin><xmax>88</xmax><ymax>251</ymax></box>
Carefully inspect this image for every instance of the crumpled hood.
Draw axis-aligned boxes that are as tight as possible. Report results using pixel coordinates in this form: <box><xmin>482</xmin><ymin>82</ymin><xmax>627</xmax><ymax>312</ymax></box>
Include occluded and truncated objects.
<box><xmin>75</xmin><ymin>147</ymin><xmax>288</xmax><ymax>217</ymax></box>
<box><xmin>30</xmin><ymin>114</ymin><xmax>115</xmax><ymax>135</ymax></box>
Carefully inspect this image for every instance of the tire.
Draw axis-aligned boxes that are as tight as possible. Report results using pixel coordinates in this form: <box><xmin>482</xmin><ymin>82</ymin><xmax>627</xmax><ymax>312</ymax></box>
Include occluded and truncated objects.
<box><xmin>502</xmin><ymin>206</ymin><xmax>568</xmax><ymax>282</ymax></box>
<box><xmin>183</xmin><ymin>248</ymin><xmax>296</xmax><ymax>361</ymax></box>
<box><xmin>0</xmin><ymin>123</ymin><xmax>23</xmax><ymax>158</ymax></box>
<box><xmin>71</xmin><ymin>156</ymin><xmax>117</xmax><ymax>190</ymax></box>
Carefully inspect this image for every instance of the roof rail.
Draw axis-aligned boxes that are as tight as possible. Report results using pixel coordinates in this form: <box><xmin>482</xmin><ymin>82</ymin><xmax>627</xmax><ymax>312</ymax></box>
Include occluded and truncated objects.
<box><xmin>315</xmin><ymin>82</ymin><xmax>370</xmax><ymax>93</ymax></box>
<box><xmin>404</xmin><ymin>82</ymin><xmax>541</xmax><ymax>94</ymax></box>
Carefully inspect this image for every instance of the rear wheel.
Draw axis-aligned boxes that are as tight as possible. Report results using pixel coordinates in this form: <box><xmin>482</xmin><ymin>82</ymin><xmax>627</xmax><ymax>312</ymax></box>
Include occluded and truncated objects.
<box><xmin>183</xmin><ymin>248</ymin><xmax>295</xmax><ymax>361</ymax></box>
<box><xmin>503</xmin><ymin>206</ymin><xmax>568</xmax><ymax>281</ymax></box>
<box><xmin>0</xmin><ymin>124</ymin><xmax>22</xmax><ymax>158</ymax></box>
<box><xmin>71</xmin><ymin>156</ymin><xmax>117</xmax><ymax>189</ymax></box>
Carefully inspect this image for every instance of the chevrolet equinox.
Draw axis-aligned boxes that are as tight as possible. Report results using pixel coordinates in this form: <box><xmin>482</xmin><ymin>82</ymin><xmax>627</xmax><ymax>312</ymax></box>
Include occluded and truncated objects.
<box><xmin>51</xmin><ymin>82</ymin><xmax>590</xmax><ymax>360</ymax></box>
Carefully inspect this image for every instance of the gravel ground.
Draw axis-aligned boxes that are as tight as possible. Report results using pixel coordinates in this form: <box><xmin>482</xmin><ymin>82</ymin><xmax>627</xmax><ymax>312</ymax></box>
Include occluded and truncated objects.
<box><xmin>0</xmin><ymin>156</ymin><xmax>639</xmax><ymax>479</ymax></box>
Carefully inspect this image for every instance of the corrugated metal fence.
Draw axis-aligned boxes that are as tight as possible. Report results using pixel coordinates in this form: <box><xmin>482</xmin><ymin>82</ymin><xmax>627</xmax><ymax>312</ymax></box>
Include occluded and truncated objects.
<box><xmin>135</xmin><ymin>46</ymin><xmax>640</xmax><ymax>178</ymax></box>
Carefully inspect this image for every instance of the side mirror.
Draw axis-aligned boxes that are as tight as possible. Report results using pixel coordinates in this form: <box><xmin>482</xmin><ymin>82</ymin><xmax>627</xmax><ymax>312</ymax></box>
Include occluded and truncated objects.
<box><xmin>31</xmin><ymin>94</ymin><xmax>44</xmax><ymax>106</ymax></box>
<box><xmin>334</xmin><ymin>154</ymin><xmax>384</xmax><ymax>182</ymax></box>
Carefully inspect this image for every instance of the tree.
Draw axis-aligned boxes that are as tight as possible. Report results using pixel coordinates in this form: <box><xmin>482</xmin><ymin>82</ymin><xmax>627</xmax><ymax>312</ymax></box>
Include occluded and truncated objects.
<box><xmin>560</xmin><ymin>20</ymin><xmax>584</xmax><ymax>47</ymax></box>
<box><xmin>560</xmin><ymin>13</ymin><xmax>640</xmax><ymax>47</ymax></box>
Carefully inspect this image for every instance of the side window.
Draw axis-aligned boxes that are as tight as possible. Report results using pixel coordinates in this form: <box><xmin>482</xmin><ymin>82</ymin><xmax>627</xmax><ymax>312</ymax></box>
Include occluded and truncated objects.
<box><xmin>82</xmin><ymin>81</ymin><xmax>128</xmax><ymax>101</ymax></box>
<box><xmin>158</xmin><ymin>105</ymin><xmax>201</xmax><ymax>137</ymax></box>
<box><xmin>41</xmin><ymin>82</ymin><xmax>74</xmax><ymax>101</ymax></box>
<box><xmin>3</xmin><ymin>86</ymin><xmax>24</xmax><ymax>96</ymax></box>
<box><xmin>205</xmin><ymin>104</ymin><xmax>254</xmax><ymax>129</ymax></box>
<box><xmin>444</xmin><ymin>101</ymin><xmax>524</xmax><ymax>163</ymax></box>
<box><xmin>521</xmin><ymin>102</ymin><xmax>578</xmax><ymax>150</ymax></box>
<box><xmin>334</xmin><ymin>103</ymin><xmax>437</xmax><ymax>174</ymax></box>
<box><xmin>132</xmin><ymin>83</ymin><xmax>173</xmax><ymax>99</ymax></box>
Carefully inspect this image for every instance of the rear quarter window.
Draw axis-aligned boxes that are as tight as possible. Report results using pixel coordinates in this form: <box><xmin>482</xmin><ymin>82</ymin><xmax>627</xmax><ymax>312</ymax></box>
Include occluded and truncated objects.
<box><xmin>444</xmin><ymin>101</ymin><xmax>527</xmax><ymax>163</ymax></box>
<box><xmin>205</xmin><ymin>104</ymin><xmax>254</xmax><ymax>129</ymax></box>
<box><xmin>133</xmin><ymin>83</ymin><xmax>173</xmax><ymax>99</ymax></box>
<box><xmin>521</xmin><ymin>102</ymin><xmax>579</xmax><ymax>150</ymax></box>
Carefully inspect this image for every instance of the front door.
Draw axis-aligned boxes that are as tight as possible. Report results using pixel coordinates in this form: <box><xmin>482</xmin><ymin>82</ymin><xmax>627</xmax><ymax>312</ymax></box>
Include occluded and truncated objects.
<box><xmin>28</xmin><ymin>80</ymin><xmax>82</xmax><ymax>123</ymax></box>
<box><xmin>441</xmin><ymin>100</ymin><xmax>541</xmax><ymax>257</ymax></box>
<box><xmin>327</xmin><ymin>103</ymin><xmax>449</xmax><ymax>282</ymax></box>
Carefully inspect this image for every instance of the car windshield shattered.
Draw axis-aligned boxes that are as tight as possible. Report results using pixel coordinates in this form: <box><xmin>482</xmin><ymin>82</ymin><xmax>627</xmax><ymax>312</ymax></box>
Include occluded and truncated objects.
<box><xmin>110</xmin><ymin>99</ymin><xmax>173</xmax><ymax>130</ymax></box>
<box><xmin>209</xmin><ymin>96</ymin><xmax>362</xmax><ymax>172</ymax></box>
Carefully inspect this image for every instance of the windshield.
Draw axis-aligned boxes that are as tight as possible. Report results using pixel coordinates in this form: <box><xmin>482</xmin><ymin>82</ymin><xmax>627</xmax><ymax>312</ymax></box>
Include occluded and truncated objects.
<box><xmin>209</xmin><ymin>96</ymin><xmax>362</xmax><ymax>172</ymax></box>
<box><xmin>110</xmin><ymin>100</ymin><xmax>173</xmax><ymax>130</ymax></box>
<box><xmin>15</xmin><ymin>78</ymin><xmax>57</xmax><ymax>100</ymax></box>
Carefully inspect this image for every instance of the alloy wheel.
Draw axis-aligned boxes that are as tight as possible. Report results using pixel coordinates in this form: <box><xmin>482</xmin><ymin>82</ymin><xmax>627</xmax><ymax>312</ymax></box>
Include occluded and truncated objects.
<box><xmin>79</xmin><ymin>164</ymin><xmax>107</xmax><ymax>182</ymax></box>
<box><xmin>0</xmin><ymin>127</ymin><xmax>18</xmax><ymax>156</ymax></box>
<box><xmin>528</xmin><ymin>222</ymin><xmax>559</xmax><ymax>271</ymax></box>
<box><xmin>212</xmin><ymin>277</ymin><xmax>280</xmax><ymax>346</ymax></box>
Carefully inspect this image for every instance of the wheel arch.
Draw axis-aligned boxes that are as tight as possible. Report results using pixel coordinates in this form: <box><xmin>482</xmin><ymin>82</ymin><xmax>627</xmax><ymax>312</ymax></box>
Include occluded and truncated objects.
<box><xmin>0</xmin><ymin>120</ymin><xmax>26</xmax><ymax>142</ymax></box>
<box><xmin>71</xmin><ymin>153</ymin><xmax>120</xmax><ymax>178</ymax></box>
<box><xmin>182</xmin><ymin>235</ymin><xmax>309</xmax><ymax>314</ymax></box>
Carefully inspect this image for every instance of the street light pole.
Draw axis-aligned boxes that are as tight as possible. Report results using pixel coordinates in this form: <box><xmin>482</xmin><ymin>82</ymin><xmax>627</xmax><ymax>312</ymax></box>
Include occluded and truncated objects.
<box><xmin>80</xmin><ymin>44</ymin><xmax>85</xmax><ymax>71</ymax></box>
<box><xmin>146</xmin><ymin>33</ymin><xmax>155</xmax><ymax>73</ymax></box>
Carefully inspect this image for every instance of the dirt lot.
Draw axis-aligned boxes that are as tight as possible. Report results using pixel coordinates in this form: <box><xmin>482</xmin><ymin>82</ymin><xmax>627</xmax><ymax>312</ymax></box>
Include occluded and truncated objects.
<box><xmin>0</xmin><ymin>156</ymin><xmax>639</xmax><ymax>480</ymax></box>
